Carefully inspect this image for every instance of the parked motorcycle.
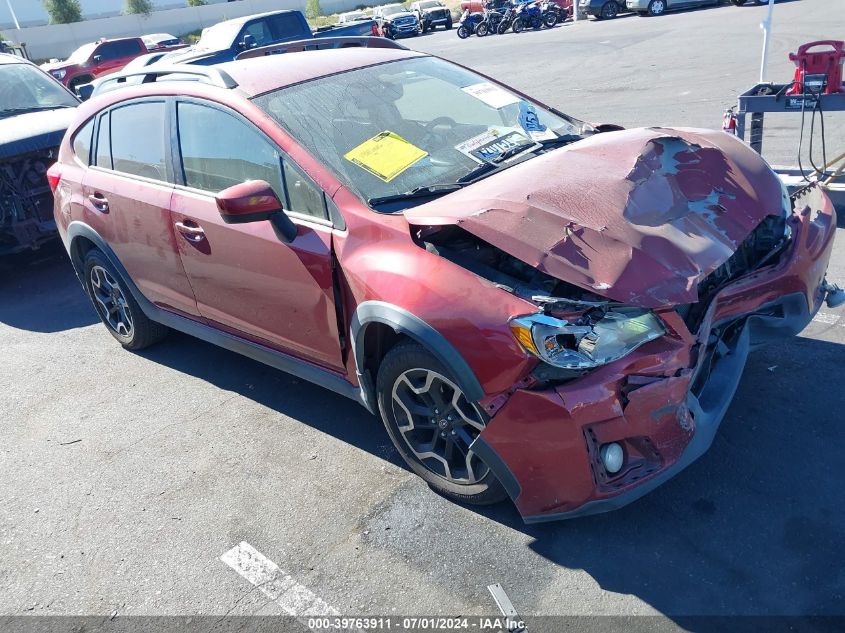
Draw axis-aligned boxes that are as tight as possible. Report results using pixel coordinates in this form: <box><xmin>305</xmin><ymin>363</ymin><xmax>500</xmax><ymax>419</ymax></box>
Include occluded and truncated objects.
<box><xmin>540</xmin><ymin>0</ymin><xmax>560</xmax><ymax>27</ymax></box>
<box><xmin>496</xmin><ymin>4</ymin><xmax>517</xmax><ymax>34</ymax></box>
<box><xmin>479</xmin><ymin>1</ymin><xmax>507</xmax><ymax>36</ymax></box>
<box><xmin>457</xmin><ymin>9</ymin><xmax>486</xmax><ymax>38</ymax></box>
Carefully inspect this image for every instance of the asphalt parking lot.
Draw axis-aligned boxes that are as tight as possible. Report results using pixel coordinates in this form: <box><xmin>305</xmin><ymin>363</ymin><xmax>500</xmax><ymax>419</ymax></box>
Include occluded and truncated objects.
<box><xmin>2</xmin><ymin>0</ymin><xmax>844</xmax><ymax>628</ymax></box>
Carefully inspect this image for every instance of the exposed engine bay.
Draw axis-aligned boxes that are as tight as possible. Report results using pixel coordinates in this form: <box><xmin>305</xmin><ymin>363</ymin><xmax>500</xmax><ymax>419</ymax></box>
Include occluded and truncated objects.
<box><xmin>0</xmin><ymin>147</ymin><xmax>58</xmax><ymax>255</ymax></box>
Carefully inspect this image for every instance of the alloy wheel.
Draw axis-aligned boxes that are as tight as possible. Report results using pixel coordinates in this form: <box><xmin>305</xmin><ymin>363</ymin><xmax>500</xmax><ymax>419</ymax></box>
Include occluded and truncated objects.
<box><xmin>390</xmin><ymin>368</ymin><xmax>489</xmax><ymax>485</ymax></box>
<box><xmin>601</xmin><ymin>2</ymin><xmax>618</xmax><ymax>18</ymax></box>
<box><xmin>648</xmin><ymin>0</ymin><xmax>665</xmax><ymax>14</ymax></box>
<box><xmin>89</xmin><ymin>265</ymin><xmax>133</xmax><ymax>338</ymax></box>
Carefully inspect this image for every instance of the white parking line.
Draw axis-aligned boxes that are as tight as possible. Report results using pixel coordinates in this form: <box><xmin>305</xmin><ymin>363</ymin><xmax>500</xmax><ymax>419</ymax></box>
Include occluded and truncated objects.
<box><xmin>812</xmin><ymin>311</ymin><xmax>842</xmax><ymax>326</ymax></box>
<box><xmin>221</xmin><ymin>541</ymin><xmax>339</xmax><ymax>617</ymax></box>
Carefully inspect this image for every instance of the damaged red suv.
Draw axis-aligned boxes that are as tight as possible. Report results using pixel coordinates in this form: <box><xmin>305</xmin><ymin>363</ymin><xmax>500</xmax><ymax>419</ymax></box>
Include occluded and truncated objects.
<box><xmin>50</xmin><ymin>46</ymin><xmax>839</xmax><ymax>522</ymax></box>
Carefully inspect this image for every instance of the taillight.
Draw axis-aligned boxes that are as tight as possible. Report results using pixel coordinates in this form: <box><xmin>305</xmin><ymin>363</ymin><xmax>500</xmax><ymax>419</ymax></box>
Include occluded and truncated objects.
<box><xmin>46</xmin><ymin>163</ymin><xmax>62</xmax><ymax>193</ymax></box>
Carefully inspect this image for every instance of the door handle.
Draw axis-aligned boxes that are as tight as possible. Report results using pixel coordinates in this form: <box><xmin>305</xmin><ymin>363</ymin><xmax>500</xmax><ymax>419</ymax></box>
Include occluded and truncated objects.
<box><xmin>88</xmin><ymin>193</ymin><xmax>109</xmax><ymax>212</ymax></box>
<box><xmin>175</xmin><ymin>220</ymin><xmax>206</xmax><ymax>242</ymax></box>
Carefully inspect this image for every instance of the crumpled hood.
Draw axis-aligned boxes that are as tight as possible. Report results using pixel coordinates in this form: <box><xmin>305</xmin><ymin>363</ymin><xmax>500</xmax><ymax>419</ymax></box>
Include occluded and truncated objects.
<box><xmin>0</xmin><ymin>108</ymin><xmax>75</xmax><ymax>160</ymax></box>
<box><xmin>406</xmin><ymin>127</ymin><xmax>785</xmax><ymax>308</ymax></box>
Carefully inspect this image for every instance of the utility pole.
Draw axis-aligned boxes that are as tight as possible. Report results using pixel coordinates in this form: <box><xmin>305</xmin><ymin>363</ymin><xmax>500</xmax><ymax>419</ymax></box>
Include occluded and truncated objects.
<box><xmin>5</xmin><ymin>0</ymin><xmax>21</xmax><ymax>29</ymax></box>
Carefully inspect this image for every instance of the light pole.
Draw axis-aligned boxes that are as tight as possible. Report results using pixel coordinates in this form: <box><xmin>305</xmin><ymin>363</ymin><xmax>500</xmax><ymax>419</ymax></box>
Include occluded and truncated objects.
<box><xmin>5</xmin><ymin>0</ymin><xmax>21</xmax><ymax>29</ymax></box>
<box><xmin>759</xmin><ymin>0</ymin><xmax>775</xmax><ymax>83</ymax></box>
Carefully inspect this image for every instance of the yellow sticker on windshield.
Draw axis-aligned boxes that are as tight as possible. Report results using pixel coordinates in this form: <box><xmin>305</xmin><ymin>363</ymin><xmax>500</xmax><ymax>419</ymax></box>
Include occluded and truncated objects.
<box><xmin>344</xmin><ymin>131</ymin><xmax>428</xmax><ymax>182</ymax></box>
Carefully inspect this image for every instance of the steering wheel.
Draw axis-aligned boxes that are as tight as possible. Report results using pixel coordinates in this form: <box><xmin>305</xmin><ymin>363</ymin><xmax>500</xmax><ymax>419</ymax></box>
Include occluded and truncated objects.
<box><xmin>422</xmin><ymin>116</ymin><xmax>458</xmax><ymax>143</ymax></box>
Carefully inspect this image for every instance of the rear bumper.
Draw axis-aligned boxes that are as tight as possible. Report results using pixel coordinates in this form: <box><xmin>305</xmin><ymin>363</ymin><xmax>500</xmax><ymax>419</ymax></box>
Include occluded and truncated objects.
<box><xmin>474</xmin><ymin>184</ymin><xmax>838</xmax><ymax>522</ymax></box>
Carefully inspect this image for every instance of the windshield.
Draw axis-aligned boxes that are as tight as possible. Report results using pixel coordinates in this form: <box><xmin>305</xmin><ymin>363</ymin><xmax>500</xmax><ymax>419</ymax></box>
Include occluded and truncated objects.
<box><xmin>195</xmin><ymin>21</ymin><xmax>241</xmax><ymax>50</ymax></box>
<box><xmin>253</xmin><ymin>57</ymin><xmax>581</xmax><ymax>208</ymax></box>
<box><xmin>381</xmin><ymin>6</ymin><xmax>406</xmax><ymax>15</ymax></box>
<box><xmin>67</xmin><ymin>42</ymin><xmax>96</xmax><ymax>63</ymax></box>
<box><xmin>0</xmin><ymin>64</ymin><xmax>77</xmax><ymax>114</ymax></box>
<box><xmin>342</xmin><ymin>11</ymin><xmax>367</xmax><ymax>20</ymax></box>
<box><xmin>419</xmin><ymin>1</ymin><xmax>442</xmax><ymax>8</ymax></box>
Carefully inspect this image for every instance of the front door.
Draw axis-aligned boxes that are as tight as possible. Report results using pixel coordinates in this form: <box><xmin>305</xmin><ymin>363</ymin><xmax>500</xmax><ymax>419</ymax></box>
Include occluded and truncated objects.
<box><xmin>83</xmin><ymin>100</ymin><xmax>199</xmax><ymax>317</ymax></box>
<box><xmin>168</xmin><ymin>100</ymin><xmax>344</xmax><ymax>371</ymax></box>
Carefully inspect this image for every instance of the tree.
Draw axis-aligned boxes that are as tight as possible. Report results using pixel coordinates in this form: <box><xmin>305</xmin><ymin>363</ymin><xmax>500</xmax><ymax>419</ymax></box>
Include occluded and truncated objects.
<box><xmin>124</xmin><ymin>0</ymin><xmax>154</xmax><ymax>16</ymax></box>
<box><xmin>187</xmin><ymin>0</ymin><xmax>207</xmax><ymax>6</ymax></box>
<box><xmin>42</xmin><ymin>0</ymin><xmax>83</xmax><ymax>24</ymax></box>
<box><xmin>305</xmin><ymin>0</ymin><xmax>322</xmax><ymax>20</ymax></box>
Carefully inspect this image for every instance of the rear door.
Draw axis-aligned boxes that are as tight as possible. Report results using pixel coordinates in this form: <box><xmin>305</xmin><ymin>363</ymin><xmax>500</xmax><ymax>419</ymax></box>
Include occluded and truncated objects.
<box><xmin>82</xmin><ymin>98</ymin><xmax>199</xmax><ymax>316</ymax></box>
<box><xmin>168</xmin><ymin>99</ymin><xmax>344</xmax><ymax>370</ymax></box>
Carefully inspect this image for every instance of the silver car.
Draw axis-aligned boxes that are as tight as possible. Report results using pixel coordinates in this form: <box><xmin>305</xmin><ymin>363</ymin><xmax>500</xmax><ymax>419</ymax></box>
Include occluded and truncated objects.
<box><xmin>626</xmin><ymin>0</ymin><xmax>718</xmax><ymax>16</ymax></box>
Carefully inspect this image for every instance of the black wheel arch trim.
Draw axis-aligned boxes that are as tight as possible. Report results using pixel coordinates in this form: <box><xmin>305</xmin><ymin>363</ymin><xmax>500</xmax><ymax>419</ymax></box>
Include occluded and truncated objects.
<box><xmin>351</xmin><ymin>300</ymin><xmax>486</xmax><ymax>408</ymax></box>
<box><xmin>65</xmin><ymin>221</ymin><xmax>366</xmax><ymax>406</ymax></box>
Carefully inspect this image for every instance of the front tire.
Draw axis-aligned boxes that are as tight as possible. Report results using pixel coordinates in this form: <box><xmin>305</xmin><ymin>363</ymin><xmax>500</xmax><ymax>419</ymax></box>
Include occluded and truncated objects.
<box><xmin>597</xmin><ymin>1</ymin><xmax>619</xmax><ymax>18</ymax></box>
<box><xmin>476</xmin><ymin>21</ymin><xmax>489</xmax><ymax>36</ymax></box>
<box><xmin>457</xmin><ymin>24</ymin><xmax>469</xmax><ymax>38</ymax></box>
<box><xmin>82</xmin><ymin>249</ymin><xmax>167</xmax><ymax>350</ymax></box>
<box><xmin>647</xmin><ymin>0</ymin><xmax>666</xmax><ymax>14</ymax></box>
<box><xmin>376</xmin><ymin>342</ymin><xmax>506</xmax><ymax>506</ymax></box>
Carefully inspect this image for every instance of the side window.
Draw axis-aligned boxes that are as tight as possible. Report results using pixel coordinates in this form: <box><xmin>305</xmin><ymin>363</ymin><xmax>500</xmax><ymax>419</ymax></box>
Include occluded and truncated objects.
<box><xmin>72</xmin><ymin>119</ymin><xmax>94</xmax><ymax>165</ymax></box>
<box><xmin>241</xmin><ymin>21</ymin><xmax>272</xmax><ymax>46</ymax></box>
<box><xmin>177</xmin><ymin>102</ymin><xmax>284</xmax><ymax>200</ymax></box>
<box><xmin>282</xmin><ymin>159</ymin><xmax>327</xmax><ymax>220</ymax></box>
<box><xmin>95</xmin><ymin>42</ymin><xmax>118</xmax><ymax>61</ymax></box>
<box><xmin>95</xmin><ymin>112</ymin><xmax>111</xmax><ymax>169</ymax></box>
<box><xmin>110</xmin><ymin>102</ymin><xmax>167</xmax><ymax>180</ymax></box>
<box><xmin>269</xmin><ymin>13</ymin><xmax>304</xmax><ymax>40</ymax></box>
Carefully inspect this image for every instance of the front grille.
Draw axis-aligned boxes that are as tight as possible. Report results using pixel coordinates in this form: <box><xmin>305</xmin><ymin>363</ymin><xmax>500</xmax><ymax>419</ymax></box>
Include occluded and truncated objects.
<box><xmin>678</xmin><ymin>214</ymin><xmax>788</xmax><ymax>332</ymax></box>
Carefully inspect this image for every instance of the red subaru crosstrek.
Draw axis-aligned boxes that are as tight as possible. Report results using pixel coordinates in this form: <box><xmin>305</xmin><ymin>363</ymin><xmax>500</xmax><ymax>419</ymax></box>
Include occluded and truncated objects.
<box><xmin>49</xmin><ymin>44</ymin><xmax>839</xmax><ymax>522</ymax></box>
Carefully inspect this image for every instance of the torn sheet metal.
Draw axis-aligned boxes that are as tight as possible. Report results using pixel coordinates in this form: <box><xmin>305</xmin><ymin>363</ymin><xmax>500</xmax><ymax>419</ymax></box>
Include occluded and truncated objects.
<box><xmin>405</xmin><ymin>127</ymin><xmax>785</xmax><ymax>308</ymax></box>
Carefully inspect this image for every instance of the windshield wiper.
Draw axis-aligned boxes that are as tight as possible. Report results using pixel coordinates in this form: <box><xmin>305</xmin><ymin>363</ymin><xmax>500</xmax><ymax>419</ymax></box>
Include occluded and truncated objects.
<box><xmin>538</xmin><ymin>134</ymin><xmax>582</xmax><ymax>147</ymax></box>
<box><xmin>0</xmin><ymin>105</ymin><xmax>75</xmax><ymax>118</ymax></box>
<box><xmin>368</xmin><ymin>183</ymin><xmax>463</xmax><ymax>207</ymax></box>
<box><xmin>456</xmin><ymin>145</ymin><xmax>534</xmax><ymax>184</ymax></box>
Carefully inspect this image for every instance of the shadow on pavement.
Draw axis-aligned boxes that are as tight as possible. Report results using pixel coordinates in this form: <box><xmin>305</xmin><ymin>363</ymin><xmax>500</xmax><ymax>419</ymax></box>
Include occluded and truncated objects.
<box><xmin>0</xmin><ymin>241</ymin><xmax>98</xmax><ymax>333</ymax></box>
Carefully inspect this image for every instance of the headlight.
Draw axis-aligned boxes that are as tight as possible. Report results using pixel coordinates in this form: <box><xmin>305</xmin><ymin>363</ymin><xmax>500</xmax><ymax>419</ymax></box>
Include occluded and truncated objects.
<box><xmin>51</xmin><ymin>69</ymin><xmax>67</xmax><ymax>79</ymax></box>
<box><xmin>510</xmin><ymin>307</ymin><xmax>666</xmax><ymax>369</ymax></box>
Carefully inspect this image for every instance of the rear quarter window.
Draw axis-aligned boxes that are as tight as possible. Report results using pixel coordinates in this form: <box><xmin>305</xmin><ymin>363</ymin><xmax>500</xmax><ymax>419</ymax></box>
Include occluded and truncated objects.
<box><xmin>72</xmin><ymin>119</ymin><xmax>94</xmax><ymax>165</ymax></box>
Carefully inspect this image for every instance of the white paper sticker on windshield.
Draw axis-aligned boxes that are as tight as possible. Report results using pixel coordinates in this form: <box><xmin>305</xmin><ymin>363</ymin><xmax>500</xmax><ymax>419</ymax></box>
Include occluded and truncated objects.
<box><xmin>461</xmin><ymin>82</ymin><xmax>521</xmax><ymax>109</ymax></box>
<box><xmin>529</xmin><ymin>129</ymin><xmax>558</xmax><ymax>142</ymax></box>
<box><xmin>455</xmin><ymin>127</ymin><xmax>533</xmax><ymax>164</ymax></box>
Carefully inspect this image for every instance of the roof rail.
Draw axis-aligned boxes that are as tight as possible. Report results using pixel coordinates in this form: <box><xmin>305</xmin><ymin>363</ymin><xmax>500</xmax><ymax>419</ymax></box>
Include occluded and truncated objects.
<box><xmin>236</xmin><ymin>36</ymin><xmax>407</xmax><ymax>61</ymax></box>
<box><xmin>91</xmin><ymin>64</ymin><xmax>239</xmax><ymax>97</ymax></box>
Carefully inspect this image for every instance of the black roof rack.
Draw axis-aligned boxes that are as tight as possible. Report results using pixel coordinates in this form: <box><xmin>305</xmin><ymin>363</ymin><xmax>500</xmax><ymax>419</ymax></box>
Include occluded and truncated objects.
<box><xmin>236</xmin><ymin>36</ymin><xmax>407</xmax><ymax>60</ymax></box>
<box><xmin>91</xmin><ymin>64</ymin><xmax>238</xmax><ymax>97</ymax></box>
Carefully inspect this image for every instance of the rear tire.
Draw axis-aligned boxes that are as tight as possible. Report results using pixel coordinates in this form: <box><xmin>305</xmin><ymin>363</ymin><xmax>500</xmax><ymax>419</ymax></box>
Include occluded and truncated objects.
<box><xmin>647</xmin><ymin>0</ymin><xmax>666</xmax><ymax>14</ymax></box>
<box><xmin>597</xmin><ymin>1</ymin><xmax>619</xmax><ymax>18</ymax></box>
<box><xmin>512</xmin><ymin>18</ymin><xmax>524</xmax><ymax>32</ymax></box>
<box><xmin>82</xmin><ymin>249</ymin><xmax>167</xmax><ymax>351</ymax></box>
<box><xmin>376</xmin><ymin>342</ymin><xmax>507</xmax><ymax>506</ymax></box>
<box><xmin>544</xmin><ymin>12</ymin><xmax>559</xmax><ymax>27</ymax></box>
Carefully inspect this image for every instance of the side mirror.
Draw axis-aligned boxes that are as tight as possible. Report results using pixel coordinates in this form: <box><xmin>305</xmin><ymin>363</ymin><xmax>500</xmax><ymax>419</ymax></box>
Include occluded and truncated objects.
<box><xmin>76</xmin><ymin>83</ymin><xmax>94</xmax><ymax>101</ymax></box>
<box><xmin>215</xmin><ymin>180</ymin><xmax>297</xmax><ymax>243</ymax></box>
<box><xmin>239</xmin><ymin>34</ymin><xmax>256</xmax><ymax>50</ymax></box>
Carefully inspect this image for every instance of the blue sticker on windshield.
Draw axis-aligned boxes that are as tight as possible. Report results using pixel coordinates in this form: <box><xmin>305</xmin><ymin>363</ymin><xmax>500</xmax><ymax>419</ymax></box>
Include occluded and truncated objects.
<box><xmin>519</xmin><ymin>102</ymin><xmax>547</xmax><ymax>134</ymax></box>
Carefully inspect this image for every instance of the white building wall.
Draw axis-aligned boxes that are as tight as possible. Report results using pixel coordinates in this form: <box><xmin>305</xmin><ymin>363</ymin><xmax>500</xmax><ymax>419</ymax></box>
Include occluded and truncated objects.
<box><xmin>4</xmin><ymin>0</ymin><xmax>365</xmax><ymax>60</ymax></box>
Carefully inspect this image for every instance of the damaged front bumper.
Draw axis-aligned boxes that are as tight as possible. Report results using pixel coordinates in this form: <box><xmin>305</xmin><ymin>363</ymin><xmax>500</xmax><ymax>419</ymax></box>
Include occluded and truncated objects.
<box><xmin>0</xmin><ymin>147</ymin><xmax>59</xmax><ymax>255</ymax></box>
<box><xmin>472</xmin><ymin>183</ymin><xmax>838</xmax><ymax>522</ymax></box>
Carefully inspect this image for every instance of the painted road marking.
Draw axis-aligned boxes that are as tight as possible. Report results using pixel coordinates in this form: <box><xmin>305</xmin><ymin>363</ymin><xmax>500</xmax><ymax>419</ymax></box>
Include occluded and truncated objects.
<box><xmin>812</xmin><ymin>311</ymin><xmax>842</xmax><ymax>326</ymax></box>
<box><xmin>221</xmin><ymin>541</ymin><xmax>339</xmax><ymax>617</ymax></box>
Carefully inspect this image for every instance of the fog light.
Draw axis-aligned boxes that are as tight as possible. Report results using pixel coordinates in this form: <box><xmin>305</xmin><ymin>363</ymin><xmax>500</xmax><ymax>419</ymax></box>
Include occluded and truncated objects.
<box><xmin>600</xmin><ymin>443</ymin><xmax>624</xmax><ymax>474</ymax></box>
